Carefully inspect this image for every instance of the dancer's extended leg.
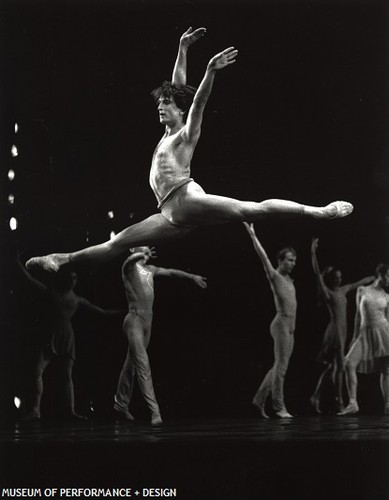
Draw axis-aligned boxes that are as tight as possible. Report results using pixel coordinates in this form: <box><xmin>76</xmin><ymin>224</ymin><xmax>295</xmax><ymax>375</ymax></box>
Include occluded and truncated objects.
<box><xmin>169</xmin><ymin>186</ymin><xmax>354</xmax><ymax>225</ymax></box>
<box><xmin>26</xmin><ymin>213</ymin><xmax>193</xmax><ymax>272</ymax></box>
<box><xmin>26</xmin><ymin>189</ymin><xmax>353</xmax><ymax>273</ymax></box>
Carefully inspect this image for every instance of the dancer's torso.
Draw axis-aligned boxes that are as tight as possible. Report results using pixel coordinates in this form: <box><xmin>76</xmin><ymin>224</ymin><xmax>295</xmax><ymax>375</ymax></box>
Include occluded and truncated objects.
<box><xmin>360</xmin><ymin>287</ymin><xmax>389</xmax><ymax>327</ymax></box>
<box><xmin>272</xmin><ymin>273</ymin><xmax>297</xmax><ymax>320</ymax></box>
<box><xmin>149</xmin><ymin>130</ymin><xmax>193</xmax><ymax>204</ymax></box>
<box><xmin>327</xmin><ymin>289</ymin><xmax>347</xmax><ymax>329</ymax></box>
<box><xmin>49</xmin><ymin>290</ymin><xmax>78</xmax><ymax>324</ymax></box>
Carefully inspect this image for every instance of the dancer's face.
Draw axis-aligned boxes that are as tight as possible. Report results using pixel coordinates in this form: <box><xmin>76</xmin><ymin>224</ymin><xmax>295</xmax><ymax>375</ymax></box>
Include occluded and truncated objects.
<box><xmin>157</xmin><ymin>96</ymin><xmax>184</xmax><ymax>125</ymax></box>
<box><xmin>332</xmin><ymin>270</ymin><xmax>342</xmax><ymax>288</ymax></box>
<box><xmin>279</xmin><ymin>252</ymin><xmax>296</xmax><ymax>274</ymax></box>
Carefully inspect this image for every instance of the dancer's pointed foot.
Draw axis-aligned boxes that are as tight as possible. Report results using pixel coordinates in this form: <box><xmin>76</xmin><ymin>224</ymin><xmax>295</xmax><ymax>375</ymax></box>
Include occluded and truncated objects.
<box><xmin>26</xmin><ymin>253</ymin><xmax>69</xmax><ymax>272</ymax></box>
<box><xmin>151</xmin><ymin>412</ymin><xmax>163</xmax><ymax>426</ymax></box>
<box><xmin>312</xmin><ymin>201</ymin><xmax>354</xmax><ymax>220</ymax></box>
<box><xmin>252</xmin><ymin>401</ymin><xmax>269</xmax><ymax>419</ymax></box>
<box><xmin>275</xmin><ymin>409</ymin><xmax>294</xmax><ymax>418</ymax></box>
<box><xmin>337</xmin><ymin>402</ymin><xmax>359</xmax><ymax>415</ymax></box>
<box><xmin>310</xmin><ymin>396</ymin><xmax>321</xmax><ymax>414</ymax></box>
<box><xmin>113</xmin><ymin>403</ymin><xmax>135</xmax><ymax>421</ymax></box>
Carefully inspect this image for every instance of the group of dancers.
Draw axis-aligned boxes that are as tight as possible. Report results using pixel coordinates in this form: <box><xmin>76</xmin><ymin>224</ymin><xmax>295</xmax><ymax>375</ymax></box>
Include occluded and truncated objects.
<box><xmin>19</xmin><ymin>27</ymin><xmax>388</xmax><ymax>422</ymax></box>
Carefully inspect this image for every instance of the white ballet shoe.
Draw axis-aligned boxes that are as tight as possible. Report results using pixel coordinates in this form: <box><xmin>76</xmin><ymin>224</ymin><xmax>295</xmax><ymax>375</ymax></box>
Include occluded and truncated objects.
<box><xmin>26</xmin><ymin>255</ymin><xmax>61</xmax><ymax>272</ymax></box>
<box><xmin>324</xmin><ymin>201</ymin><xmax>354</xmax><ymax>219</ymax></box>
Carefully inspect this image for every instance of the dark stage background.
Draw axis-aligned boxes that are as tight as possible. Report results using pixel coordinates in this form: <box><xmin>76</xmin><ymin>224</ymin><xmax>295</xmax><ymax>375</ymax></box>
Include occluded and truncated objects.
<box><xmin>0</xmin><ymin>0</ymin><xmax>388</xmax><ymax>421</ymax></box>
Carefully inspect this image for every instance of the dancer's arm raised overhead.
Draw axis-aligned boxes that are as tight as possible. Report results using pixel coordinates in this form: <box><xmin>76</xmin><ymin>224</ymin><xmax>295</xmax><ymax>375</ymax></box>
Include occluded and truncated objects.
<box><xmin>243</xmin><ymin>222</ymin><xmax>276</xmax><ymax>282</ymax></box>
<box><xmin>311</xmin><ymin>237</ymin><xmax>331</xmax><ymax>302</ymax></box>
<box><xmin>182</xmin><ymin>46</ymin><xmax>238</xmax><ymax>144</ymax></box>
<box><xmin>172</xmin><ymin>27</ymin><xmax>206</xmax><ymax>85</ymax></box>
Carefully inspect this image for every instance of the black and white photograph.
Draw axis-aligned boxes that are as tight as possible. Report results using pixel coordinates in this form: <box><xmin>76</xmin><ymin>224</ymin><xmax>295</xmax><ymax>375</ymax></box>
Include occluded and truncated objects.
<box><xmin>0</xmin><ymin>0</ymin><xmax>388</xmax><ymax>498</ymax></box>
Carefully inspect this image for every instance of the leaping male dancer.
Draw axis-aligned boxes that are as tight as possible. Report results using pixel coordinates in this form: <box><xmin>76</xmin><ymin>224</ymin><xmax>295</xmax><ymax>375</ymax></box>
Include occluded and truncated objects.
<box><xmin>27</xmin><ymin>27</ymin><xmax>353</xmax><ymax>273</ymax></box>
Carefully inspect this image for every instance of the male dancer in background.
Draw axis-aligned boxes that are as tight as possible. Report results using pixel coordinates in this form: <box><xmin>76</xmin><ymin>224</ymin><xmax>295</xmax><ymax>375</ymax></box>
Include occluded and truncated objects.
<box><xmin>114</xmin><ymin>246</ymin><xmax>207</xmax><ymax>425</ymax></box>
<box><xmin>27</xmin><ymin>27</ymin><xmax>353</xmax><ymax>273</ymax></box>
<box><xmin>244</xmin><ymin>223</ymin><xmax>297</xmax><ymax>418</ymax></box>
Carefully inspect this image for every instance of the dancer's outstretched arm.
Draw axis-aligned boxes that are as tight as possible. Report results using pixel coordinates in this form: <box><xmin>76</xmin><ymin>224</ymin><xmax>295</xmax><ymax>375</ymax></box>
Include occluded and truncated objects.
<box><xmin>77</xmin><ymin>297</ymin><xmax>123</xmax><ymax>317</ymax></box>
<box><xmin>152</xmin><ymin>266</ymin><xmax>207</xmax><ymax>288</ymax></box>
<box><xmin>172</xmin><ymin>27</ymin><xmax>206</xmax><ymax>85</ymax></box>
<box><xmin>243</xmin><ymin>222</ymin><xmax>275</xmax><ymax>282</ymax></box>
<box><xmin>182</xmin><ymin>46</ymin><xmax>238</xmax><ymax>144</ymax></box>
<box><xmin>341</xmin><ymin>275</ymin><xmax>375</xmax><ymax>294</ymax></box>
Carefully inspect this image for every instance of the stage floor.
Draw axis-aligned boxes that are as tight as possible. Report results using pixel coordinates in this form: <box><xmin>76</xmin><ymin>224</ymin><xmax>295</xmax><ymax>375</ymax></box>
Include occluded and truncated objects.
<box><xmin>1</xmin><ymin>415</ymin><xmax>389</xmax><ymax>499</ymax></box>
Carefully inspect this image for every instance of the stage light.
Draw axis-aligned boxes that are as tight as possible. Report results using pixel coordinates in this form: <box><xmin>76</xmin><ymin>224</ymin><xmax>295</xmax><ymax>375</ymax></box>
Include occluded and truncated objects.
<box><xmin>11</xmin><ymin>145</ymin><xmax>18</xmax><ymax>157</ymax></box>
<box><xmin>15</xmin><ymin>123</ymin><xmax>19</xmax><ymax>133</ymax></box>
<box><xmin>8</xmin><ymin>194</ymin><xmax>15</xmax><ymax>205</ymax></box>
<box><xmin>14</xmin><ymin>397</ymin><xmax>21</xmax><ymax>409</ymax></box>
<box><xmin>8</xmin><ymin>169</ymin><xmax>15</xmax><ymax>181</ymax></box>
<box><xmin>108</xmin><ymin>210</ymin><xmax>114</xmax><ymax>219</ymax></box>
<box><xmin>110</xmin><ymin>231</ymin><xmax>116</xmax><ymax>240</ymax></box>
<box><xmin>9</xmin><ymin>217</ymin><xmax>18</xmax><ymax>231</ymax></box>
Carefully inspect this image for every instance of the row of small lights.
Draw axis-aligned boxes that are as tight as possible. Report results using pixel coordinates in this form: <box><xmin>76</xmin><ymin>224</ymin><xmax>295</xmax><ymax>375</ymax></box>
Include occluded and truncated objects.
<box><xmin>6</xmin><ymin>122</ymin><xmax>123</xmax><ymax>240</ymax></box>
<box><xmin>8</xmin><ymin>123</ymin><xmax>19</xmax><ymax>231</ymax></box>
<box><xmin>9</xmin><ymin>125</ymin><xmax>19</xmax><ymax>410</ymax></box>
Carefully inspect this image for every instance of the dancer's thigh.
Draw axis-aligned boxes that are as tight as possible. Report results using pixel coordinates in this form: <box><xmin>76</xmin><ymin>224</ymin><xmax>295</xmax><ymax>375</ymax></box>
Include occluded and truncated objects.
<box><xmin>113</xmin><ymin>213</ymin><xmax>194</xmax><ymax>248</ymax></box>
<box><xmin>162</xmin><ymin>182</ymin><xmax>248</xmax><ymax>226</ymax></box>
<box><xmin>271</xmin><ymin>318</ymin><xmax>294</xmax><ymax>364</ymax></box>
<box><xmin>345</xmin><ymin>339</ymin><xmax>363</xmax><ymax>369</ymax></box>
